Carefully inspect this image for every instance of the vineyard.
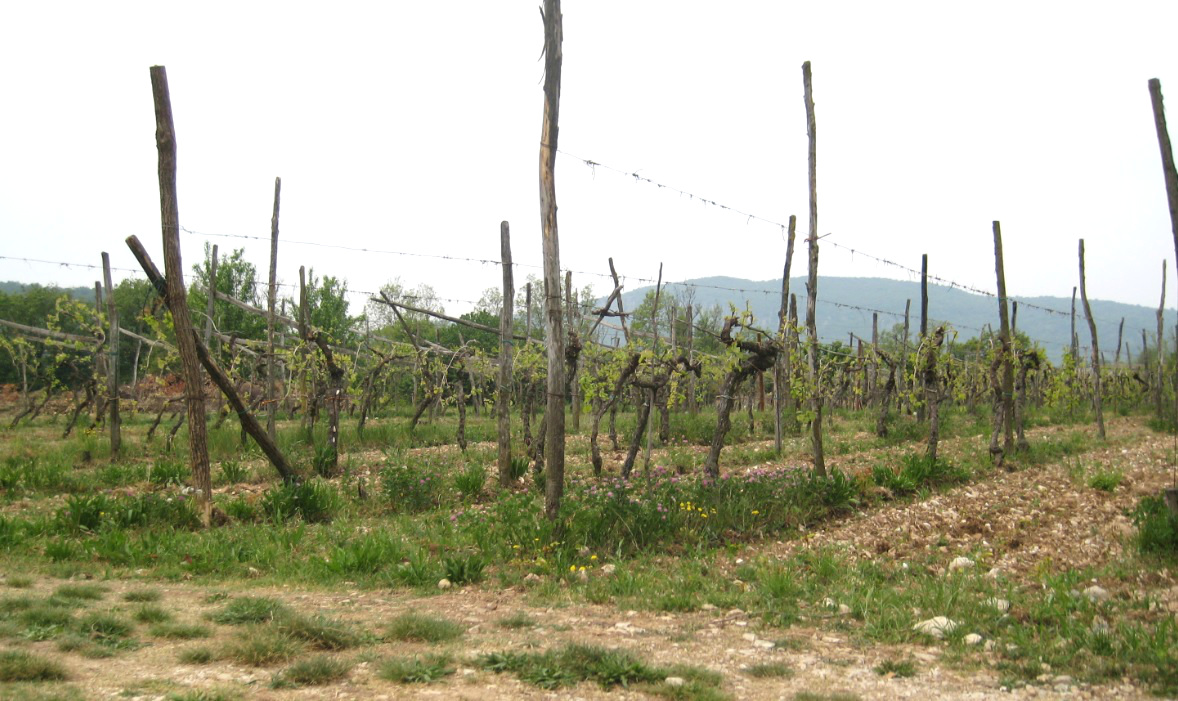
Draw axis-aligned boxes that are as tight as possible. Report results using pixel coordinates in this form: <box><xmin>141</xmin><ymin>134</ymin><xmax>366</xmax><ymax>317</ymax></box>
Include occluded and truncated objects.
<box><xmin>3</xmin><ymin>5</ymin><xmax>1178</xmax><ymax>701</ymax></box>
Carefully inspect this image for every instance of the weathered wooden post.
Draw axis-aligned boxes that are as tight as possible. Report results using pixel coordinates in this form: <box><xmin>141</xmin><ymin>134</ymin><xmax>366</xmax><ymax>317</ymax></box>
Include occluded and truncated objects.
<box><xmin>803</xmin><ymin>60</ymin><xmax>825</xmax><ymax>477</ymax></box>
<box><xmin>1078</xmin><ymin>239</ymin><xmax>1106</xmax><ymax>439</ymax></box>
<box><xmin>497</xmin><ymin>221</ymin><xmax>515</xmax><ymax>487</ymax></box>
<box><xmin>102</xmin><ymin>253</ymin><xmax>121</xmax><ymax>457</ymax></box>
<box><xmin>1157</xmin><ymin>262</ymin><xmax>1167</xmax><ymax>419</ymax></box>
<box><xmin>267</xmin><ymin>177</ymin><xmax>281</xmax><ymax>440</ymax></box>
<box><xmin>539</xmin><ymin>0</ymin><xmax>566</xmax><ymax>520</ymax></box>
<box><xmin>203</xmin><ymin>244</ymin><xmax>218</xmax><ymax>348</ymax></box>
<box><xmin>992</xmin><ymin>221</ymin><xmax>1015</xmax><ymax>457</ymax></box>
<box><xmin>149</xmin><ymin>66</ymin><xmax>212</xmax><ymax>526</ymax></box>
<box><xmin>775</xmin><ymin>214</ymin><xmax>797</xmax><ymax>453</ymax></box>
<box><xmin>918</xmin><ymin>254</ymin><xmax>928</xmax><ymax>422</ymax></box>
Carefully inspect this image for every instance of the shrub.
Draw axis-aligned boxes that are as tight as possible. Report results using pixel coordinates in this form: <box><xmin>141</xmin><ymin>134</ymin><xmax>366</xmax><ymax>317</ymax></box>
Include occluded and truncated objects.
<box><xmin>381</xmin><ymin>463</ymin><xmax>441</xmax><ymax>513</ymax></box>
<box><xmin>149</xmin><ymin>459</ymin><xmax>189</xmax><ymax>488</ymax></box>
<box><xmin>454</xmin><ymin>463</ymin><xmax>486</xmax><ymax>501</ymax></box>
<box><xmin>1132</xmin><ymin>495</ymin><xmax>1178</xmax><ymax>556</ymax></box>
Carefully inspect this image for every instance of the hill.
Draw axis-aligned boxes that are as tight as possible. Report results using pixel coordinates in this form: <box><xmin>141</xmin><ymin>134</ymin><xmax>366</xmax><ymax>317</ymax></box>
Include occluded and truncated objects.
<box><xmin>613</xmin><ymin>276</ymin><xmax>1164</xmax><ymax>362</ymax></box>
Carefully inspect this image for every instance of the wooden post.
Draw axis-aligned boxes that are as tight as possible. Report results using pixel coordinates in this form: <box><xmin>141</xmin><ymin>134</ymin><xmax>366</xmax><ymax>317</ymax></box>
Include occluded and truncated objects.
<box><xmin>1115</xmin><ymin>317</ymin><xmax>1125</xmax><ymax>365</ymax></box>
<box><xmin>149</xmin><ymin>66</ymin><xmax>212</xmax><ymax>526</ymax></box>
<box><xmin>525</xmin><ymin>282</ymin><xmax>533</xmax><ymax>340</ymax></box>
<box><xmin>900</xmin><ymin>298</ymin><xmax>910</xmax><ymax>413</ymax></box>
<box><xmin>102</xmin><ymin>252</ymin><xmax>121</xmax><ymax>457</ymax></box>
<box><xmin>1158</xmin><ymin>261</ymin><xmax>1167</xmax><ymax>418</ymax></box>
<box><xmin>775</xmin><ymin>215</ymin><xmax>797</xmax><ymax>454</ymax></box>
<box><xmin>992</xmin><ymin>221</ymin><xmax>1015</xmax><ymax>456</ymax></box>
<box><xmin>539</xmin><ymin>0</ymin><xmax>565</xmax><ymax>521</ymax></box>
<box><xmin>1078</xmin><ymin>239</ymin><xmax>1106</xmax><ymax>439</ymax></box>
<box><xmin>685</xmin><ymin>303</ymin><xmax>697</xmax><ymax>415</ymax></box>
<box><xmin>497</xmin><ymin>221</ymin><xmax>515</xmax><ymax>486</ymax></box>
<box><xmin>566</xmin><ymin>269</ymin><xmax>581</xmax><ymax>431</ymax></box>
<box><xmin>918</xmin><ymin>254</ymin><xmax>928</xmax><ymax>422</ymax></box>
<box><xmin>643</xmin><ymin>263</ymin><xmax>663</xmax><ymax>474</ymax></box>
<box><xmin>1071</xmin><ymin>287</ymin><xmax>1079</xmax><ymax>359</ymax></box>
<box><xmin>267</xmin><ymin>177</ymin><xmax>281</xmax><ymax>440</ymax></box>
<box><xmin>1149</xmin><ymin>79</ymin><xmax>1178</xmax><ymax>266</ymax></box>
<box><xmin>203</xmin><ymin>244</ymin><xmax>218</xmax><ymax>348</ymax></box>
<box><xmin>802</xmin><ymin>60</ymin><xmax>825</xmax><ymax>477</ymax></box>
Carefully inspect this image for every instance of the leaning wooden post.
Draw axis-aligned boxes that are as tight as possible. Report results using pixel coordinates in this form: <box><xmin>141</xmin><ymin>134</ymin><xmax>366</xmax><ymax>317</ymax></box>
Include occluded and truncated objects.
<box><xmin>775</xmin><ymin>214</ymin><xmax>797</xmax><ymax>454</ymax></box>
<box><xmin>497</xmin><ymin>221</ymin><xmax>515</xmax><ymax>487</ymax></box>
<box><xmin>101</xmin><ymin>252</ymin><xmax>121</xmax><ymax>457</ymax></box>
<box><xmin>992</xmin><ymin>221</ymin><xmax>1015</xmax><ymax>457</ymax></box>
<box><xmin>1149</xmin><ymin>79</ymin><xmax>1178</xmax><ymax>265</ymax></box>
<box><xmin>539</xmin><ymin>0</ymin><xmax>566</xmax><ymax>520</ymax></box>
<box><xmin>267</xmin><ymin>177</ymin><xmax>281</xmax><ymax>440</ymax></box>
<box><xmin>149</xmin><ymin>66</ymin><xmax>212</xmax><ymax>526</ymax></box>
<box><xmin>1078</xmin><ymin>239</ymin><xmax>1106</xmax><ymax>439</ymax></box>
<box><xmin>802</xmin><ymin>60</ymin><xmax>825</xmax><ymax>478</ymax></box>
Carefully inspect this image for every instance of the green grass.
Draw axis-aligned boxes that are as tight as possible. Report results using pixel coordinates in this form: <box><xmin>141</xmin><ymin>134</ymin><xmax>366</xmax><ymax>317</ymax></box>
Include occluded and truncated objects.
<box><xmin>177</xmin><ymin>647</ymin><xmax>216</xmax><ymax>664</ymax></box>
<box><xmin>132</xmin><ymin>605</ymin><xmax>172</xmax><ymax>624</ymax></box>
<box><xmin>477</xmin><ymin>644</ymin><xmax>725</xmax><ymax>694</ymax></box>
<box><xmin>5</xmin><ymin>576</ymin><xmax>34</xmax><ymax>589</ymax></box>
<box><xmin>51</xmin><ymin>584</ymin><xmax>107</xmax><ymax>602</ymax></box>
<box><xmin>745</xmin><ymin>662</ymin><xmax>792</xmax><ymax>678</ymax></box>
<box><xmin>496</xmin><ymin>611</ymin><xmax>537</xmax><ymax>629</ymax></box>
<box><xmin>277</xmin><ymin>614</ymin><xmax>365</xmax><ymax>650</ymax></box>
<box><xmin>1087</xmin><ymin>468</ymin><xmax>1124</xmax><ymax>492</ymax></box>
<box><xmin>384</xmin><ymin>612</ymin><xmax>464</xmax><ymax>643</ymax></box>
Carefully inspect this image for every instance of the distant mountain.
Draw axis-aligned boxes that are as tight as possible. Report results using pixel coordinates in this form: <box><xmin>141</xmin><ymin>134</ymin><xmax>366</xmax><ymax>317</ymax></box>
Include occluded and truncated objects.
<box><xmin>611</xmin><ymin>276</ymin><xmax>1164</xmax><ymax>362</ymax></box>
<box><xmin>0</xmin><ymin>281</ymin><xmax>95</xmax><ymax>301</ymax></box>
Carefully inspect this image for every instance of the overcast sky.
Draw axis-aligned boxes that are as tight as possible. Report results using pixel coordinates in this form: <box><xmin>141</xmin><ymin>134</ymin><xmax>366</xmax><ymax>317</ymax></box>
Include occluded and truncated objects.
<box><xmin>3</xmin><ymin>1</ymin><xmax>1178</xmax><ymax>329</ymax></box>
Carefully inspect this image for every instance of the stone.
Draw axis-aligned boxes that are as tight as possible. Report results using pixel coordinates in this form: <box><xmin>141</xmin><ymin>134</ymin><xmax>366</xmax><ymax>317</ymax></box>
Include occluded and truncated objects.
<box><xmin>838</xmin><ymin>604</ymin><xmax>852</xmax><ymax>616</ymax></box>
<box><xmin>600</xmin><ymin>563</ymin><xmax>616</xmax><ymax>576</ymax></box>
<box><xmin>664</xmin><ymin>677</ymin><xmax>686</xmax><ymax>687</ymax></box>
<box><xmin>701</xmin><ymin>603</ymin><xmax>717</xmax><ymax>611</ymax></box>
<box><xmin>577</xmin><ymin>569</ymin><xmax>589</xmax><ymax>583</ymax></box>
<box><xmin>437</xmin><ymin>578</ymin><xmax>452</xmax><ymax>590</ymax></box>
<box><xmin>985</xmin><ymin>597</ymin><xmax>1011</xmax><ymax>613</ymax></box>
<box><xmin>912</xmin><ymin>616</ymin><xmax>959</xmax><ymax>639</ymax></box>
<box><xmin>1083</xmin><ymin>585</ymin><xmax>1109</xmax><ymax>602</ymax></box>
<box><xmin>754</xmin><ymin>639</ymin><xmax>775</xmax><ymax>649</ymax></box>
<box><xmin>523</xmin><ymin>573</ymin><xmax>542</xmax><ymax>584</ymax></box>
<box><xmin>964</xmin><ymin>633</ymin><xmax>984</xmax><ymax>646</ymax></box>
<box><xmin>948</xmin><ymin>556</ymin><xmax>975</xmax><ymax>573</ymax></box>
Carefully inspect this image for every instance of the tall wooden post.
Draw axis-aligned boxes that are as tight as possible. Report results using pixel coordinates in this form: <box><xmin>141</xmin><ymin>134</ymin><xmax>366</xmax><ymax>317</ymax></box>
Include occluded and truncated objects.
<box><xmin>775</xmin><ymin>214</ymin><xmax>797</xmax><ymax>453</ymax></box>
<box><xmin>267</xmin><ymin>177</ymin><xmax>281</xmax><ymax>440</ymax></box>
<box><xmin>803</xmin><ymin>60</ymin><xmax>825</xmax><ymax>477</ymax></box>
<box><xmin>685</xmin><ymin>304</ymin><xmax>697</xmax><ymax>415</ymax></box>
<box><xmin>1078</xmin><ymin>239</ymin><xmax>1106</xmax><ymax>439</ymax></box>
<box><xmin>539</xmin><ymin>0</ymin><xmax>565</xmax><ymax>520</ymax></box>
<box><xmin>900</xmin><ymin>299</ymin><xmax>910</xmax><ymax>413</ymax></box>
<box><xmin>497</xmin><ymin>222</ymin><xmax>515</xmax><ymax>486</ymax></box>
<box><xmin>149</xmin><ymin>65</ymin><xmax>211</xmax><ymax>526</ymax></box>
<box><xmin>1149</xmin><ymin>79</ymin><xmax>1178</xmax><ymax>265</ymax></box>
<box><xmin>203</xmin><ymin>244</ymin><xmax>218</xmax><ymax>348</ymax></box>
<box><xmin>918</xmin><ymin>254</ymin><xmax>929</xmax><ymax>422</ymax></box>
<box><xmin>643</xmin><ymin>263</ymin><xmax>663</xmax><ymax>474</ymax></box>
<box><xmin>1070</xmin><ymin>288</ymin><xmax>1079</xmax><ymax>359</ymax></box>
<box><xmin>101</xmin><ymin>253</ymin><xmax>121</xmax><ymax>457</ymax></box>
<box><xmin>566</xmin><ymin>270</ymin><xmax>581</xmax><ymax>431</ymax></box>
<box><xmin>1158</xmin><ymin>261</ymin><xmax>1167</xmax><ymax>418</ymax></box>
<box><xmin>992</xmin><ymin>221</ymin><xmax>1015</xmax><ymax>456</ymax></box>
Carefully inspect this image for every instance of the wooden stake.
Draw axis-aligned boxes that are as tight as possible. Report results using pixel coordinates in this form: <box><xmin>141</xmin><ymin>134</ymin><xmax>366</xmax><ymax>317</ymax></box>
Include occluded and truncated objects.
<box><xmin>992</xmin><ymin>221</ymin><xmax>1015</xmax><ymax>457</ymax></box>
<box><xmin>539</xmin><ymin>0</ymin><xmax>565</xmax><ymax>521</ymax></box>
<box><xmin>497</xmin><ymin>221</ymin><xmax>515</xmax><ymax>487</ymax></box>
<box><xmin>267</xmin><ymin>177</ymin><xmax>281</xmax><ymax>440</ymax></box>
<box><xmin>1158</xmin><ymin>261</ymin><xmax>1167</xmax><ymax>418</ymax></box>
<box><xmin>775</xmin><ymin>215</ymin><xmax>797</xmax><ymax>454</ymax></box>
<box><xmin>148</xmin><ymin>66</ymin><xmax>211</xmax><ymax>526</ymax></box>
<box><xmin>802</xmin><ymin>60</ymin><xmax>825</xmax><ymax>477</ymax></box>
<box><xmin>1149</xmin><ymin>79</ymin><xmax>1178</xmax><ymax>264</ymax></box>
<box><xmin>1078</xmin><ymin>239</ymin><xmax>1106</xmax><ymax>439</ymax></box>
<box><xmin>101</xmin><ymin>252</ymin><xmax>121</xmax><ymax>457</ymax></box>
<box><xmin>203</xmin><ymin>244</ymin><xmax>217</xmax><ymax>348</ymax></box>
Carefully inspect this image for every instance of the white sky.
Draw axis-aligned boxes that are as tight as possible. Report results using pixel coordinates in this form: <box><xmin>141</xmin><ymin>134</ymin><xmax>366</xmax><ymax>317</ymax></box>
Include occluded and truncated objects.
<box><xmin>3</xmin><ymin>1</ymin><xmax>1178</xmax><ymax>323</ymax></box>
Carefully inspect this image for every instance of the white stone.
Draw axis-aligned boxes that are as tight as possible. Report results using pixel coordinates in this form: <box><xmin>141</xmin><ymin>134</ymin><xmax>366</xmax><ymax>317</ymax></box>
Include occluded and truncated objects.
<box><xmin>664</xmin><ymin>677</ymin><xmax>686</xmax><ymax>687</ymax></box>
<box><xmin>913</xmin><ymin>616</ymin><xmax>959</xmax><ymax>639</ymax></box>
<box><xmin>838</xmin><ymin>604</ymin><xmax>852</xmax><ymax>616</ymax></box>
<box><xmin>1084</xmin><ymin>585</ymin><xmax>1109</xmax><ymax>602</ymax></box>
<box><xmin>437</xmin><ymin>578</ymin><xmax>452</xmax><ymax>590</ymax></box>
<box><xmin>986</xmin><ymin>597</ymin><xmax>1011</xmax><ymax>613</ymax></box>
<box><xmin>754</xmin><ymin>639</ymin><xmax>775</xmax><ymax>649</ymax></box>
<box><xmin>742</xmin><ymin>633</ymin><xmax>758</xmax><ymax>642</ymax></box>
<box><xmin>600</xmin><ymin>564</ymin><xmax>616</xmax><ymax>576</ymax></box>
<box><xmin>948</xmin><ymin>556</ymin><xmax>975</xmax><ymax>572</ymax></box>
<box><xmin>964</xmin><ymin>633</ymin><xmax>984</xmax><ymax>645</ymax></box>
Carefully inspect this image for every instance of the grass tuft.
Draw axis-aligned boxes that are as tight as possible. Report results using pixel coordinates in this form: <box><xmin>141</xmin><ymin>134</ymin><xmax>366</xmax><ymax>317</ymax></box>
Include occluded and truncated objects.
<box><xmin>378</xmin><ymin>654</ymin><xmax>454</xmax><ymax>683</ymax></box>
<box><xmin>385</xmin><ymin>612</ymin><xmax>464</xmax><ymax>643</ymax></box>
<box><xmin>271</xmin><ymin>655</ymin><xmax>352</xmax><ymax>688</ymax></box>
<box><xmin>208</xmin><ymin>597</ymin><xmax>291</xmax><ymax>625</ymax></box>
<box><xmin>0</xmin><ymin>650</ymin><xmax>68</xmax><ymax>681</ymax></box>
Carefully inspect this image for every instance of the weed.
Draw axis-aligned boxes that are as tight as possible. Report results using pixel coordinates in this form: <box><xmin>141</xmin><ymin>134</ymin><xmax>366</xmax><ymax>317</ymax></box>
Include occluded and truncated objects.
<box><xmin>165</xmin><ymin>689</ymin><xmax>238</xmax><ymax>701</ymax></box>
<box><xmin>149</xmin><ymin>459</ymin><xmax>189</xmax><ymax>488</ymax></box>
<box><xmin>149</xmin><ymin>622</ymin><xmax>212</xmax><ymax>639</ymax></box>
<box><xmin>52</xmin><ymin>584</ymin><xmax>107</xmax><ymax>601</ymax></box>
<box><xmin>5</xmin><ymin>576</ymin><xmax>34</xmax><ymax>589</ymax></box>
<box><xmin>378</xmin><ymin>653</ymin><xmax>454</xmax><ymax>683</ymax></box>
<box><xmin>277</xmin><ymin>614</ymin><xmax>364</xmax><ymax>650</ymax></box>
<box><xmin>132</xmin><ymin>605</ymin><xmax>172</xmax><ymax>624</ymax></box>
<box><xmin>497</xmin><ymin>611</ymin><xmax>537</xmax><ymax>629</ymax></box>
<box><xmin>121</xmin><ymin>589</ymin><xmax>161</xmax><ymax>603</ymax></box>
<box><xmin>381</xmin><ymin>463</ymin><xmax>441</xmax><ymax>513</ymax></box>
<box><xmin>1088</xmin><ymin>468</ymin><xmax>1124</xmax><ymax>492</ymax></box>
<box><xmin>0</xmin><ymin>650</ymin><xmax>68</xmax><ymax>681</ymax></box>
<box><xmin>271</xmin><ymin>655</ymin><xmax>351</xmax><ymax>687</ymax></box>
<box><xmin>454</xmin><ymin>463</ymin><xmax>486</xmax><ymax>500</ymax></box>
<box><xmin>385</xmin><ymin>612</ymin><xmax>464</xmax><ymax>643</ymax></box>
<box><xmin>218</xmin><ymin>460</ymin><xmax>249</xmax><ymax>484</ymax></box>
<box><xmin>442</xmin><ymin>552</ymin><xmax>486</xmax><ymax>585</ymax></box>
<box><xmin>223</xmin><ymin>626</ymin><xmax>303</xmax><ymax>666</ymax></box>
<box><xmin>874</xmin><ymin>659</ymin><xmax>917</xmax><ymax>677</ymax></box>
<box><xmin>177</xmin><ymin>647</ymin><xmax>216</xmax><ymax>664</ymax></box>
<box><xmin>1131</xmin><ymin>495</ymin><xmax>1178</xmax><ymax>556</ymax></box>
<box><xmin>260</xmin><ymin>479</ymin><xmax>340</xmax><ymax>524</ymax></box>
<box><xmin>745</xmin><ymin>662</ymin><xmax>792</xmax><ymax>678</ymax></box>
<box><xmin>209</xmin><ymin>597</ymin><xmax>291</xmax><ymax>625</ymax></box>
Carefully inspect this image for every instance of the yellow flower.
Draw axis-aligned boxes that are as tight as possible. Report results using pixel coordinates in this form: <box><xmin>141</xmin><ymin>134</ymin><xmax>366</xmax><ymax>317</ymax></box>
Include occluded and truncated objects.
<box><xmin>570</xmin><ymin>565</ymin><xmax>576</xmax><ymax>572</ymax></box>
<box><xmin>578</xmin><ymin>566</ymin><xmax>586</xmax><ymax>572</ymax></box>
<box><xmin>751</xmin><ymin>510</ymin><xmax>760</xmax><ymax>515</ymax></box>
<box><xmin>701</xmin><ymin>513</ymin><xmax>708</xmax><ymax>519</ymax></box>
<box><xmin>590</xmin><ymin>555</ymin><xmax>598</xmax><ymax>561</ymax></box>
